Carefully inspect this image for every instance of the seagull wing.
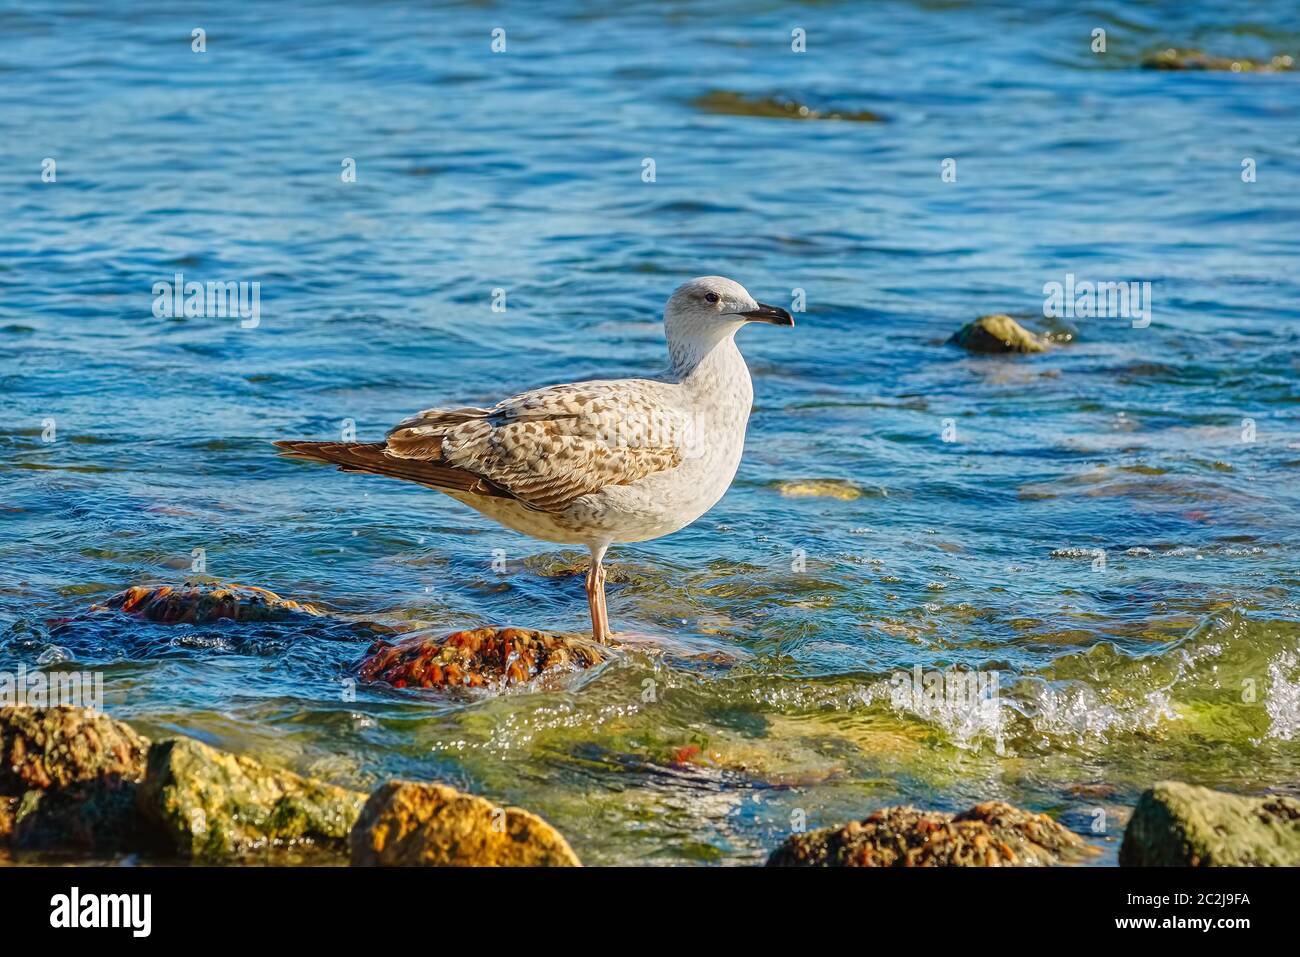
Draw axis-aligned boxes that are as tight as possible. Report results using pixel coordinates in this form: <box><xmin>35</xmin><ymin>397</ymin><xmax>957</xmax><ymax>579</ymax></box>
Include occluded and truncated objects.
<box><xmin>385</xmin><ymin>380</ymin><xmax>686</xmax><ymax>512</ymax></box>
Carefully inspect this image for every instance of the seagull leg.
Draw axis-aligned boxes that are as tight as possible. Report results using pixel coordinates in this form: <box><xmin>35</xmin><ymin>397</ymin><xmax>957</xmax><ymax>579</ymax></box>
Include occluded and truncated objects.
<box><xmin>585</xmin><ymin>543</ymin><xmax>611</xmax><ymax>643</ymax></box>
<box><xmin>594</xmin><ymin>561</ymin><xmax>609</xmax><ymax>639</ymax></box>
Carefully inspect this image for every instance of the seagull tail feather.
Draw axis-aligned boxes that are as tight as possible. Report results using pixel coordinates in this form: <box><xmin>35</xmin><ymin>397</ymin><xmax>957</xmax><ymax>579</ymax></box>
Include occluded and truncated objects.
<box><xmin>272</xmin><ymin>440</ymin><xmax>509</xmax><ymax>499</ymax></box>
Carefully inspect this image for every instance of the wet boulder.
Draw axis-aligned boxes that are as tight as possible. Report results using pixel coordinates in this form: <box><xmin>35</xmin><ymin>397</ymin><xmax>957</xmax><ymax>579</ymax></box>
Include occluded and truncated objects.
<box><xmin>1120</xmin><ymin>781</ymin><xmax>1300</xmax><ymax>866</ymax></box>
<box><xmin>351</xmin><ymin>780</ymin><xmax>581</xmax><ymax>867</ymax></box>
<box><xmin>356</xmin><ymin>626</ymin><xmax>608</xmax><ymax>690</ymax></box>
<box><xmin>767</xmin><ymin>801</ymin><xmax>1091</xmax><ymax>866</ymax></box>
<box><xmin>0</xmin><ymin>705</ymin><xmax>151</xmax><ymax>851</ymax></box>
<box><xmin>95</xmin><ymin>582</ymin><xmax>328</xmax><ymax>624</ymax></box>
<box><xmin>948</xmin><ymin>315</ymin><xmax>1046</xmax><ymax>354</ymax></box>
<box><xmin>136</xmin><ymin>736</ymin><xmax>366</xmax><ymax>859</ymax></box>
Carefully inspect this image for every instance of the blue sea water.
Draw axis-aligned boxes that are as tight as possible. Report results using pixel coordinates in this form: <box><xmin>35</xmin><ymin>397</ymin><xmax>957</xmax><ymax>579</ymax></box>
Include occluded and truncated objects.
<box><xmin>1</xmin><ymin>0</ymin><xmax>1299</xmax><ymax>864</ymax></box>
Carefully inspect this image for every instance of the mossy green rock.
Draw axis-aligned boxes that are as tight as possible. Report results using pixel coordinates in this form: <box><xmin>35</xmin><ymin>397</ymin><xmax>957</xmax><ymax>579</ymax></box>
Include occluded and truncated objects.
<box><xmin>948</xmin><ymin>315</ymin><xmax>1046</xmax><ymax>354</ymax></box>
<box><xmin>1120</xmin><ymin>781</ymin><xmax>1300</xmax><ymax>866</ymax></box>
<box><xmin>137</xmin><ymin>737</ymin><xmax>366</xmax><ymax>859</ymax></box>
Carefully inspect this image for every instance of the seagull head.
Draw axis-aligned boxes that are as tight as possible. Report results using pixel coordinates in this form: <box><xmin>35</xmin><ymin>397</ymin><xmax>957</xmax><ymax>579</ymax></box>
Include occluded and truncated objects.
<box><xmin>664</xmin><ymin>276</ymin><xmax>793</xmax><ymax>370</ymax></box>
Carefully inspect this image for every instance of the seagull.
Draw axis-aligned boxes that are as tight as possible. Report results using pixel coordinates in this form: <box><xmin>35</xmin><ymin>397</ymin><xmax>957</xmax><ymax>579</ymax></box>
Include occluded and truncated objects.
<box><xmin>274</xmin><ymin>277</ymin><xmax>793</xmax><ymax>643</ymax></box>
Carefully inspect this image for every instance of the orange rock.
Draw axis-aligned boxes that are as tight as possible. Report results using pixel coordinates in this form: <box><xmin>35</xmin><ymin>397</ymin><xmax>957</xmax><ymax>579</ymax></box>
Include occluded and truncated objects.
<box><xmin>94</xmin><ymin>583</ymin><xmax>326</xmax><ymax>624</ymax></box>
<box><xmin>356</xmin><ymin>627</ymin><xmax>608</xmax><ymax>690</ymax></box>
<box><xmin>351</xmin><ymin>780</ymin><xmax>580</xmax><ymax>867</ymax></box>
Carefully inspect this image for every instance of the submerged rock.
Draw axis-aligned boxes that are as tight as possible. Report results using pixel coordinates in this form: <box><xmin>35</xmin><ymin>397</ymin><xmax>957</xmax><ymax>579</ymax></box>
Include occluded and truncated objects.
<box><xmin>767</xmin><ymin>801</ymin><xmax>1091</xmax><ymax>866</ymax></box>
<box><xmin>136</xmin><ymin>737</ymin><xmax>366</xmax><ymax>859</ymax></box>
<box><xmin>1120</xmin><ymin>781</ymin><xmax>1300</xmax><ymax>866</ymax></box>
<box><xmin>692</xmin><ymin>90</ymin><xmax>883</xmax><ymax>122</ymax></box>
<box><xmin>83</xmin><ymin>582</ymin><xmax>600</xmax><ymax>691</ymax></box>
<box><xmin>95</xmin><ymin>582</ymin><xmax>327</xmax><ymax>624</ymax></box>
<box><xmin>1142</xmin><ymin>48</ymin><xmax>1295</xmax><ymax>72</ymax></box>
<box><xmin>524</xmin><ymin>551</ymin><xmax>646</xmax><ymax>584</ymax></box>
<box><xmin>351</xmin><ymin>780</ymin><xmax>581</xmax><ymax>867</ymax></box>
<box><xmin>356</xmin><ymin>627</ymin><xmax>608</xmax><ymax>690</ymax></box>
<box><xmin>0</xmin><ymin>705</ymin><xmax>151</xmax><ymax>851</ymax></box>
<box><xmin>776</xmin><ymin>479</ymin><xmax>864</xmax><ymax>500</ymax></box>
<box><xmin>948</xmin><ymin>314</ymin><xmax>1047</xmax><ymax>354</ymax></box>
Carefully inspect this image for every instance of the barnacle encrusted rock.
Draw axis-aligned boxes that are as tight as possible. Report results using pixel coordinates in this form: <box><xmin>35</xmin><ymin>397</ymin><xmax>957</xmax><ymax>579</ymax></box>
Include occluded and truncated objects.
<box><xmin>0</xmin><ymin>705</ymin><xmax>150</xmax><ymax>851</ymax></box>
<box><xmin>767</xmin><ymin>801</ymin><xmax>1091</xmax><ymax>866</ymax></box>
<box><xmin>95</xmin><ymin>582</ymin><xmax>327</xmax><ymax>624</ymax></box>
<box><xmin>136</xmin><ymin>736</ymin><xmax>366</xmax><ymax>859</ymax></box>
<box><xmin>356</xmin><ymin>627</ymin><xmax>608</xmax><ymax>690</ymax></box>
<box><xmin>351</xmin><ymin>780</ymin><xmax>581</xmax><ymax>867</ymax></box>
<box><xmin>948</xmin><ymin>315</ymin><xmax>1046</xmax><ymax>354</ymax></box>
<box><xmin>1120</xmin><ymin>781</ymin><xmax>1300</xmax><ymax>866</ymax></box>
<box><xmin>0</xmin><ymin>705</ymin><xmax>148</xmax><ymax>792</ymax></box>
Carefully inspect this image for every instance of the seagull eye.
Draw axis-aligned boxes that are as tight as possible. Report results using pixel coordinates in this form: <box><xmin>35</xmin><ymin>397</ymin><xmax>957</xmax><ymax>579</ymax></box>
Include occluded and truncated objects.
<box><xmin>704</xmin><ymin>293</ymin><xmax>719</xmax><ymax>304</ymax></box>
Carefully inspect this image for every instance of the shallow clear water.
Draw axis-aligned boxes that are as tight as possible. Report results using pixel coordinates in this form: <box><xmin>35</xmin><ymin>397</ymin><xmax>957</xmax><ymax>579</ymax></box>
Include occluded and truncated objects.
<box><xmin>2</xmin><ymin>0</ymin><xmax>1299</xmax><ymax>865</ymax></box>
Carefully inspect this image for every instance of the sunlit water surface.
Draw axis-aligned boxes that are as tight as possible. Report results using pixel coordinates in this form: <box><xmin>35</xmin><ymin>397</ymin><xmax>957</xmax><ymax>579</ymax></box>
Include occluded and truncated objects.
<box><xmin>2</xmin><ymin>0</ymin><xmax>1299</xmax><ymax>864</ymax></box>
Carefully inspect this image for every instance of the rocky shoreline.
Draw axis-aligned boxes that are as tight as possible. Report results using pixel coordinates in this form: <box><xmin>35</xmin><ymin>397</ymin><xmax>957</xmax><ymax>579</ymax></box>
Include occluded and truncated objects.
<box><xmin>7</xmin><ymin>583</ymin><xmax>1298</xmax><ymax>866</ymax></box>
<box><xmin>5</xmin><ymin>703</ymin><xmax>1298</xmax><ymax>867</ymax></box>
<box><xmin>1</xmin><ymin>705</ymin><xmax>580</xmax><ymax>866</ymax></box>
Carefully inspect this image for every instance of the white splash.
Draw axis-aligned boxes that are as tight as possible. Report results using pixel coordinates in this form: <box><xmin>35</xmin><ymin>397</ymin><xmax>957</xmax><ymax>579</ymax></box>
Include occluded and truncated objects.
<box><xmin>1265</xmin><ymin>650</ymin><xmax>1300</xmax><ymax>741</ymax></box>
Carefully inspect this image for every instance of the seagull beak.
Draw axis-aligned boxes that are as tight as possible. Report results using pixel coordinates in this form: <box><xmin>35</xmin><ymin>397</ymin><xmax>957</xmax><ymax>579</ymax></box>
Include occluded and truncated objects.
<box><xmin>738</xmin><ymin>302</ymin><xmax>795</xmax><ymax>326</ymax></box>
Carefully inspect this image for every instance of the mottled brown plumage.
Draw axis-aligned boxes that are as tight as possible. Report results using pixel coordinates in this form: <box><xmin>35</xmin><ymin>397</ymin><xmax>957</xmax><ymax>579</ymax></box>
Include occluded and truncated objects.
<box><xmin>274</xmin><ymin>380</ymin><xmax>684</xmax><ymax>513</ymax></box>
<box><xmin>385</xmin><ymin>382</ymin><xmax>685</xmax><ymax>511</ymax></box>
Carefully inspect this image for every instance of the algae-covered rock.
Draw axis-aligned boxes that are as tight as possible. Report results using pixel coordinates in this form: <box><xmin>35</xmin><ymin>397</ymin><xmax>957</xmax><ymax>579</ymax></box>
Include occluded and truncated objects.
<box><xmin>356</xmin><ymin>627</ymin><xmax>608</xmax><ymax>690</ymax></box>
<box><xmin>95</xmin><ymin>582</ymin><xmax>327</xmax><ymax>624</ymax></box>
<box><xmin>136</xmin><ymin>737</ymin><xmax>366</xmax><ymax>859</ymax></box>
<box><xmin>1119</xmin><ymin>781</ymin><xmax>1300</xmax><ymax>866</ymax></box>
<box><xmin>767</xmin><ymin>801</ymin><xmax>1091</xmax><ymax>867</ymax></box>
<box><xmin>1142</xmin><ymin>48</ymin><xmax>1295</xmax><ymax>72</ymax></box>
<box><xmin>0</xmin><ymin>705</ymin><xmax>151</xmax><ymax>851</ymax></box>
<box><xmin>691</xmin><ymin>90</ymin><xmax>883</xmax><ymax>122</ymax></box>
<box><xmin>776</xmin><ymin>479</ymin><xmax>864</xmax><ymax>500</ymax></box>
<box><xmin>351</xmin><ymin>780</ymin><xmax>581</xmax><ymax>867</ymax></box>
<box><xmin>948</xmin><ymin>315</ymin><xmax>1047</xmax><ymax>354</ymax></box>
